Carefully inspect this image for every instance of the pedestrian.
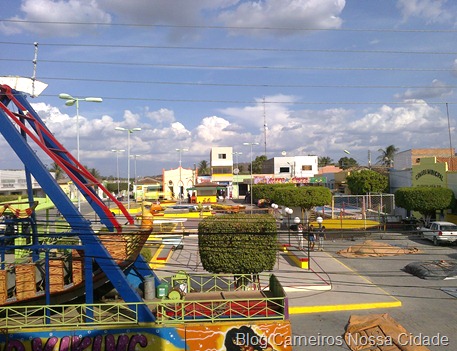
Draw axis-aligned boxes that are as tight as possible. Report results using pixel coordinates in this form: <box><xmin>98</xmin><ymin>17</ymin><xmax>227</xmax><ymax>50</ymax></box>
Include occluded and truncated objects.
<box><xmin>297</xmin><ymin>223</ymin><xmax>304</xmax><ymax>249</ymax></box>
<box><xmin>317</xmin><ymin>226</ymin><xmax>326</xmax><ymax>251</ymax></box>
<box><xmin>308</xmin><ymin>225</ymin><xmax>316</xmax><ymax>250</ymax></box>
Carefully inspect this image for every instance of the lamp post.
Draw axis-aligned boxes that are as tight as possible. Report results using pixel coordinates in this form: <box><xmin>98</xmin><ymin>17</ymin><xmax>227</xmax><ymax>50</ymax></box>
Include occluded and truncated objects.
<box><xmin>115</xmin><ymin>127</ymin><xmax>141</xmax><ymax>211</ymax></box>
<box><xmin>317</xmin><ymin>216</ymin><xmax>323</xmax><ymax>230</ymax></box>
<box><xmin>271</xmin><ymin>203</ymin><xmax>279</xmax><ymax>219</ymax></box>
<box><xmin>111</xmin><ymin>149</ymin><xmax>125</xmax><ymax>196</ymax></box>
<box><xmin>130</xmin><ymin>154</ymin><xmax>141</xmax><ymax>184</ymax></box>
<box><xmin>59</xmin><ymin>93</ymin><xmax>102</xmax><ymax>211</ymax></box>
<box><xmin>284</xmin><ymin>207</ymin><xmax>293</xmax><ymax>245</ymax></box>
<box><xmin>176</xmin><ymin>148</ymin><xmax>189</xmax><ymax>203</ymax></box>
<box><xmin>317</xmin><ymin>216</ymin><xmax>324</xmax><ymax>252</ymax></box>
<box><xmin>233</xmin><ymin>151</ymin><xmax>242</xmax><ymax>199</ymax></box>
<box><xmin>243</xmin><ymin>142</ymin><xmax>259</xmax><ymax>214</ymax></box>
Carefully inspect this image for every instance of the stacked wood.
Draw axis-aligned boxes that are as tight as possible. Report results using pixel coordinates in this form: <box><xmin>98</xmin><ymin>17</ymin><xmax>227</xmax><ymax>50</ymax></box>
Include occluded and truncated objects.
<box><xmin>72</xmin><ymin>249</ymin><xmax>84</xmax><ymax>285</ymax></box>
<box><xmin>99</xmin><ymin>232</ymin><xmax>127</xmax><ymax>262</ymax></box>
<box><xmin>49</xmin><ymin>258</ymin><xmax>65</xmax><ymax>293</ymax></box>
<box><xmin>15</xmin><ymin>264</ymin><xmax>36</xmax><ymax>300</ymax></box>
<box><xmin>0</xmin><ymin>270</ymin><xmax>7</xmax><ymax>304</ymax></box>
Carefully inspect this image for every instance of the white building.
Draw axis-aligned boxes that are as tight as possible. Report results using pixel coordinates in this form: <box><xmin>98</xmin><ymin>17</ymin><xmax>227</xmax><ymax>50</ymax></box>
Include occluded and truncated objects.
<box><xmin>0</xmin><ymin>170</ymin><xmax>44</xmax><ymax>196</ymax></box>
<box><xmin>210</xmin><ymin>146</ymin><xmax>233</xmax><ymax>184</ymax></box>
<box><xmin>261</xmin><ymin>156</ymin><xmax>319</xmax><ymax>180</ymax></box>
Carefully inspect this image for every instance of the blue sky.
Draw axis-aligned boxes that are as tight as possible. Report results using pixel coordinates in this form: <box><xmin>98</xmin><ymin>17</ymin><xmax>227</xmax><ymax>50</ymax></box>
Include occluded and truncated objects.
<box><xmin>1</xmin><ymin>0</ymin><xmax>457</xmax><ymax>177</ymax></box>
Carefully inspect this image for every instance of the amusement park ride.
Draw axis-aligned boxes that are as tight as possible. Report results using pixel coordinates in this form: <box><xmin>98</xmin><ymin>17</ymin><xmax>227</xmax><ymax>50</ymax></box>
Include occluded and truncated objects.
<box><xmin>0</xmin><ymin>79</ymin><xmax>292</xmax><ymax>351</ymax></box>
<box><xmin>0</xmin><ymin>80</ymin><xmax>157</xmax><ymax>319</ymax></box>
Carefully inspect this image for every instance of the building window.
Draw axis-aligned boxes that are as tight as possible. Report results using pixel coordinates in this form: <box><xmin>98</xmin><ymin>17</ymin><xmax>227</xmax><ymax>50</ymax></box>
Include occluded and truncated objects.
<box><xmin>279</xmin><ymin>167</ymin><xmax>290</xmax><ymax>173</ymax></box>
<box><xmin>212</xmin><ymin>166</ymin><xmax>232</xmax><ymax>174</ymax></box>
<box><xmin>218</xmin><ymin>154</ymin><xmax>227</xmax><ymax>159</ymax></box>
<box><xmin>301</xmin><ymin>165</ymin><xmax>312</xmax><ymax>171</ymax></box>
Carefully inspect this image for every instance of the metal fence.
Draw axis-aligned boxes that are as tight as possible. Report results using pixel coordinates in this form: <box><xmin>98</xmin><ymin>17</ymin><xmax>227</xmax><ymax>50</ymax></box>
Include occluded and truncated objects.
<box><xmin>329</xmin><ymin>193</ymin><xmax>395</xmax><ymax>220</ymax></box>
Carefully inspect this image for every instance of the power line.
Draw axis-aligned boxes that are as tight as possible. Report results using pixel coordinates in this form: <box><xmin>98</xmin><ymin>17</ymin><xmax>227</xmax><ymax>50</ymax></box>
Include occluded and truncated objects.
<box><xmin>1</xmin><ymin>18</ymin><xmax>457</xmax><ymax>33</ymax></box>
<box><xmin>32</xmin><ymin>94</ymin><xmax>457</xmax><ymax>106</ymax></box>
<box><xmin>31</xmin><ymin>76</ymin><xmax>457</xmax><ymax>90</ymax></box>
<box><xmin>1</xmin><ymin>57</ymin><xmax>453</xmax><ymax>72</ymax></box>
<box><xmin>2</xmin><ymin>41</ymin><xmax>457</xmax><ymax>55</ymax></box>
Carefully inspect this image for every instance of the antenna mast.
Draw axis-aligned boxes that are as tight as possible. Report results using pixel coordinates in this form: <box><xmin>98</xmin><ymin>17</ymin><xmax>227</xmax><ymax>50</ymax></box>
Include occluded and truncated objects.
<box><xmin>263</xmin><ymin>97</ymin><xmax>267</xmax><ymax>156</ymax></box>
<box><xmin>31</xmin><ymin>42</ymin><xmax>39</xmax><ymax>97</ymax></box>
<box><xmin>447</xmin><ymin>103</ymin><xmax>454</xmax><ymax>170</ymax></box>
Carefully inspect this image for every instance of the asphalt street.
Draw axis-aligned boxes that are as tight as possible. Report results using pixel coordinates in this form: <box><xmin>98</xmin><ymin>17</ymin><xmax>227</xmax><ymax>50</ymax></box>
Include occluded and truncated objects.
<box><xmin>289</xmin><ymin>233</ymin><xmax>457</xmax><ymax>351</ymax></box>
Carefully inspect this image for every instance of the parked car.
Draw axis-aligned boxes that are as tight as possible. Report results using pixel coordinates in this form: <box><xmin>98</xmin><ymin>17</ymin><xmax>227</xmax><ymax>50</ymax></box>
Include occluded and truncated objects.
<box><xmin>419</xmin><ymin>221</ymin><xmax>457</xmax><ymax>245</ymax></box>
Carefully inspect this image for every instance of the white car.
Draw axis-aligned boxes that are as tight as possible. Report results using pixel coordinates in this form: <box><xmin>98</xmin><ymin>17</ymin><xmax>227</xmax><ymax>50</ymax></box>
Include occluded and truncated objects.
<box><xmin>420</xmin><ymin>221</ymin><xmax>457</xmax><ymax>245</ymax></box>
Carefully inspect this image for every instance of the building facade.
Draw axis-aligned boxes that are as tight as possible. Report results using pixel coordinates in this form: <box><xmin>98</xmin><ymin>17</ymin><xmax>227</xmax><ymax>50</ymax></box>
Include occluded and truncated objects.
<box><xmin>0</xmin><ymin>170</ymin><xmax>44</xmax><ymax>197</ymax></box>
<box><xmin>390</xmin><ymin>148</ymin><xmax>455</xmax><ymax>193</ymax></box>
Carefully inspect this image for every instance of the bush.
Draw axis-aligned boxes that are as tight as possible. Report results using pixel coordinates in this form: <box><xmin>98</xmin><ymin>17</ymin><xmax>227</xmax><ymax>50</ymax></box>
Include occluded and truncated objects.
<box><xmin>198</xmin><ymin>214</ymin><xmax>277</xmax><ymax>274</ymax></box>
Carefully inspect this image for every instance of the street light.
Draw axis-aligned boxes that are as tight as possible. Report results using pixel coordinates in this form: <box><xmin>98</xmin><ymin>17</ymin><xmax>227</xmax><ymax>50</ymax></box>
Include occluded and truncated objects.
<box><xmin>111</xmin><ymin>149</ymin><xmax>125</xmax><ymax>196</ymax></box>
<box><xmin>317</xmin><ymin>216</ymin><xmax>323</xmax><ymax>229</ymax></box>
<box><xmin>59</xmin><ymin>93</ymin><xmax>102</xmax><ymax>211</ymax></box>
<box><xmin>176</xmin><ymin>148</ymin><xmax>189</xmax><ymax>202</ymax></box>
<box><xmin>317</xmin><ymin>216</ymin><xmax>324</xmax><ymax>252</ymax></box>
<box><xmin>284</xmin><ymin>207</ymin><xmax>293</xmax><ymax>245</ymax></box>
<box><xmin>233</xmin><ymin>151</ymin><xmax>243</xmax><ymax>199</ymax></box>
<box><xmin>243</xmin><ymin>142</ymin><xmax>259</xmax><ymax>214</ymax></box>
<box><xmin>130</xmin><ymin>154</ymin><xmax>141</xmax><ymax>183</ymax></box>
<box><xmin>115</xmin><ymin>127</ymin><xmax>141</xmax><ymax>211</ymax></box>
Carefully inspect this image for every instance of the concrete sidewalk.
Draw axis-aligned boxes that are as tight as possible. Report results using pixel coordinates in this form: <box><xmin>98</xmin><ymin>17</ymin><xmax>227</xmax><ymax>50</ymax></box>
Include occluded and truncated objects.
<box><xmin>153</xmin><ymin>234</ymin><xmax>401</xmax><ymax>315</ymax></box>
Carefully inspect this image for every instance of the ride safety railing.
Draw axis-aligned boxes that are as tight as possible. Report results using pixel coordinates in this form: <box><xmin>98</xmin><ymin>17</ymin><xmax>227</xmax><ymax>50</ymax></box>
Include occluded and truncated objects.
<box><xmin>0</xmin><ymin>274</ymin><xmax>286</xmax><ymax>330</ymax></box>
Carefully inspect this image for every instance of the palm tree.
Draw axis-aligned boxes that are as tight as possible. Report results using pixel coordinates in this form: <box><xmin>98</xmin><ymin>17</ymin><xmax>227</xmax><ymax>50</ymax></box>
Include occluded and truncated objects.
<box><xmin>87</xmin><ymin>167</ymin><xmax>101</xmax><ymax>179</ymax></box>
<box><xmin>377</xmin><ymin>145</ymin><xmax>399</xmax><ymax>167</ymax></box>
<box><xmin>198</xmin><ymin>160</ymin><xmax>210</xmax><ymax>175</ymax></box>
<box><xmin>49</xmin><ymin>162</ymin><xmax>64</xmax><ymax>180</ymax></box>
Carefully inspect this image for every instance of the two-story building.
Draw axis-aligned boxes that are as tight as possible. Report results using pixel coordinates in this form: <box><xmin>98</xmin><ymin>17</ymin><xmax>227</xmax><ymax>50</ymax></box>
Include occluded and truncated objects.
<box><xmin>260</xmin><ymin>155</ymin><xmax>319</xmax><ymax>184</ymax></box>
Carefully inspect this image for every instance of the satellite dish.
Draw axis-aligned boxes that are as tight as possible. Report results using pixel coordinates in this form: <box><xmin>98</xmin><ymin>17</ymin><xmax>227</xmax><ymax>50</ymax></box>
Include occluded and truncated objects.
<box><xmin>281</xmin><ymin>151</ymin><xmax>287</xmax><ymax>156</ymax></box>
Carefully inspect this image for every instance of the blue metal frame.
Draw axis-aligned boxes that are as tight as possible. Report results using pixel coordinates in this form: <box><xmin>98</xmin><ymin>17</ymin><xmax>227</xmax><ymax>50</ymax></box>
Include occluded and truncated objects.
<box><xmin>0</xmin><ymin>85</ymin><xmax>155</xmax><ymax>322</ymax></box>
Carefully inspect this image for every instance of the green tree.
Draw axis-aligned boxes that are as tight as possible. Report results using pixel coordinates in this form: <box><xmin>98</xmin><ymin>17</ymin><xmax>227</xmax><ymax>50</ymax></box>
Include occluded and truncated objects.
<box><xmin>346</xmin><ymin>169</ymin><xmax>388</xmax><ymax>195</ymax></box>
<box><xmin>377</xmin><ymin>145</ymin><xmax>399</xmax><ymax>167</ymax></box>
<box><xmin>252</xmin><ymin>184</ymin><xmax>332</xmax><ymax>223</ymax></box>
<box><xmin>251</xmin><ymin>155</ymin><xmax>267</xmax><ymax>174</ymax></box>
<box><xmin>198</xmin><ymin>214</ymin><xmax>277</xmax><ymax>276</ymax></box>
<box><xmin>338</xmin><ymin>157</ymin><xmax>358</xmax><ymax>170</ymax></box>
<box><xmin>318</xmin><ymin>156</ymin><xmax>334</xmax><ymax>167</ymax></box>
<box><xmin>395</xmin><ymin>187</ymin><xmax>455</xmax><ymax>225</ymax></box>
<box><xmin>198</xmin><ymin>160</ymin><xmax>210</xmax><ymax>175</ymax></box>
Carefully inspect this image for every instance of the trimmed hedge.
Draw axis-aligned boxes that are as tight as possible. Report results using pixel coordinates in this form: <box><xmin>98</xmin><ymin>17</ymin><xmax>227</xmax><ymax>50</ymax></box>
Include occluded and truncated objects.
<box><xmin>198</xmin><ymin>214</ymin><xmax>277</xmax><ymax>274</ymax></box>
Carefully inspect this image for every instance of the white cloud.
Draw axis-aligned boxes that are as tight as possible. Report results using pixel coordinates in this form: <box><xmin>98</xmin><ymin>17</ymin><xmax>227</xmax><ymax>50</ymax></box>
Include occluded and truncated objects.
<box><xmin>99</xmin><ymin>0</ymin><xmax>234</xmax><ymax>24</ymax></box>
<box><xmin>396</xmin><ymin>0</ymin><xmax>453</xmax><ymax>23</ymax></box>
<box><xmin>219</xmin><ymin>94</ymin><xmax>297</xmax><ymax>129</ymax></box>
<box><xmin>194</xmin><ymin>115</ymin><xmax>231</xmax><ymax>141</ymax></box>
<box><xmin>351</xmin><ymin>100</ymin><xmax>444</xmax><ymax>134</ymax></box>
<box><xmin>1</xmin><ymin>0</ymin><xmax>111</xmax><ymax>37</ymax></box>
<box><xmin>22</xmin><ymin>98</ymin><xmax>452</xmax><ymax>175</ymax></box>
<box><xmin>453</xmin><ymin>59</ymin><xmax>457</xmax><ymax>76</ymax></box>
<box><xmin>98</xmin><ymin>0</ymin><xmax>239</xmax><ymax>41</ymax></box>
<box><xmin>218</xmin><ymin>0</ymin><xmax>345</xmax><ymax>36</ymax></box>
<box><xmin>145</xmin><ymin>107</ymin><xmax>175</xmax><ymax>124</ymax></box>
<box><xmin>395</xmin><ymin>79</ymin><xmax>453</xmax><ymax>99</ymax></box>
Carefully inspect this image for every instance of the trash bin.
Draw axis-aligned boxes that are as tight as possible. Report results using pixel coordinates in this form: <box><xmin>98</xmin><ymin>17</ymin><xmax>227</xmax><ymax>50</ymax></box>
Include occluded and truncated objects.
<box><xmin>156</xmin><ymin>282</ymin><xmax>169</xmax><ymax>299</ymax></box>
<box><xmin>144</xmin><ymin>275</ymin><xmax>155</xmax><ymax>300</ymax></box>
